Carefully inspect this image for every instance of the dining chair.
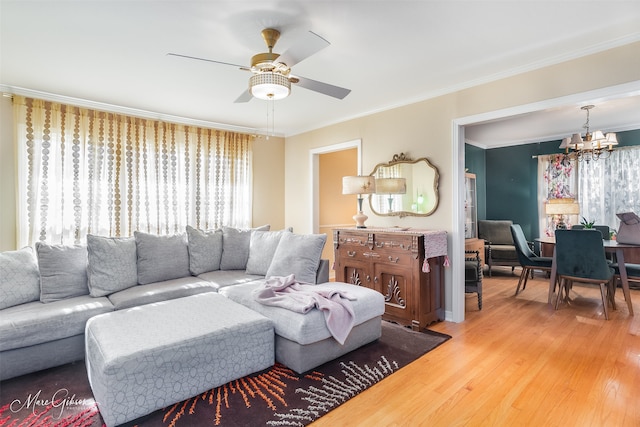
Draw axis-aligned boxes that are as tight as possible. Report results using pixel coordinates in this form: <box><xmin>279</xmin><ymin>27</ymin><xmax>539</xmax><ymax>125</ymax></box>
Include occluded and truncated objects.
<box><xmin>554</xmin><ymin>229</ymin><xmax>614</xmax><ymax>319</ymax></box>
<box><xmin>611</xmin><ymin>262</ymin><xmax>640</xmax><ymax>296</ymax></box>
<box><xmin>510</xmin><ymin>224</ymin><xmax>553</xmax><ymax>295</ymax></box>
<box><xmin>465</xmin><ymin>249</ymin><xmax>483</xmax><ymax>310</ymax></box>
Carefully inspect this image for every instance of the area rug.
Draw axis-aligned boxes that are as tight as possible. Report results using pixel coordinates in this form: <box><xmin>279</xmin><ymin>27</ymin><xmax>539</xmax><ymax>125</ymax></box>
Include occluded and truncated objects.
<box><xmin>0</xmin><ymin>321</ymin><xmax>450</xmax><ymax>427</ymax></box>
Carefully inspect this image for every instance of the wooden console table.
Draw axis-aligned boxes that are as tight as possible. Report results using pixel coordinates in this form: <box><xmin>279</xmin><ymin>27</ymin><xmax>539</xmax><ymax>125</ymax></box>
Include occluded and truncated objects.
<box><xmin>333</xmin><ymin>228</ymin><xmax>447</xmax><ymax>330</ymax></box>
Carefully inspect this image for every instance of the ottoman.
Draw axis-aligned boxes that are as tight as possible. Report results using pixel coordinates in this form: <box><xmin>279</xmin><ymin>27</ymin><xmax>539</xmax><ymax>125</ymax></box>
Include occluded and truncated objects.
<box><xmin>85</xmin><ymin>292</ymin><xmax>274</xmax><ymax>427</ymax></box>
<box><xmin>220</xmin><ymin>281</ymin><xmax>385</xmax><ymax>373</ymax></box>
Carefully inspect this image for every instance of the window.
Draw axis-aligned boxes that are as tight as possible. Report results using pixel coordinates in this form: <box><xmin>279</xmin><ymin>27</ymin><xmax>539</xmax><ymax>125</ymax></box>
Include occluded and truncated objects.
<box><xmin>14</xmin><ymin>96</ymin><xmax>252</xmax><ymax>247</ymax></box>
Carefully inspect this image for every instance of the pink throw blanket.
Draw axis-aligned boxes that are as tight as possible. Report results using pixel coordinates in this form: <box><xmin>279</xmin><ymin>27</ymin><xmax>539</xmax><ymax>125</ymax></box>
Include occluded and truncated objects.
<box><xmin>253</xmin><ymin>274</ymin><xmax>356</xmax><ymax>345</ymax></box>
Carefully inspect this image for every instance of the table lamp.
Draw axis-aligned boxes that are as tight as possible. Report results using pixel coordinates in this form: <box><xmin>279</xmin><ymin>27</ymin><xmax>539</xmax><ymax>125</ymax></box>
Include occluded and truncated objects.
<box><xmin>545</xmin><ymin>198</ymin><xmax>580</xmax><ymax>229</ymax></box>
<box><xmin>342</xmin><ymin>176</ymin><xmax>376</xmax><ymax>228</ymax></box>
<box><xmin>375</xmin><ymin>177</ymin><xmax>407</xmax><ymax>212</ymax></box>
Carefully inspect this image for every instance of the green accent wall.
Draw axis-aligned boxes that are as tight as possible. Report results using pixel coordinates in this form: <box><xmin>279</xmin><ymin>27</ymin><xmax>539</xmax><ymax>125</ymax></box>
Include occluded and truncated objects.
<box><xmin>466</xmin><ymin>129</ymin><xmax>640</xmax><ymax>242</ymax></box>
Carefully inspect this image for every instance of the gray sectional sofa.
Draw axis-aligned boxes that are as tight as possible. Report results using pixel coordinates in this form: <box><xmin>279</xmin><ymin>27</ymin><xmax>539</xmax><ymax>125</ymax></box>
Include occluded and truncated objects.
<box><xmin>0</xmin><ymin>225</ymin><xmax>331</xmax><ymax>381</ymax></box>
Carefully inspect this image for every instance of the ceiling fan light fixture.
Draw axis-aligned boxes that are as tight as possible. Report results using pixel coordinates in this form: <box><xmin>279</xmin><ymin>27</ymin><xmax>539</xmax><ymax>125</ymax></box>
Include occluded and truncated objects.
<box><xmin>249</xmin><ymin>72</ymin><xmax>291</xmax><ymax>100</ymax></box>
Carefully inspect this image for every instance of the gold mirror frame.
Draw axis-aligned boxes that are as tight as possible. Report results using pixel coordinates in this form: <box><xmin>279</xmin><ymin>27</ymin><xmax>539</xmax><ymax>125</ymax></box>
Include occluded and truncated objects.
<box><xmin>368</xmin><ymin>153</ymin><xmax>440</xmax><ymax>218</ymax></box>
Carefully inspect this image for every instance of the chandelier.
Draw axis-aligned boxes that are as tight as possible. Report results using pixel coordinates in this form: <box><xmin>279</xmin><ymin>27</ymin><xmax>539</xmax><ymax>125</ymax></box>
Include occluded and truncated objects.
<box><xmin>560</xmin><ymin>105</ymin><xmax>618</xmax><ymax>162</ymax></box>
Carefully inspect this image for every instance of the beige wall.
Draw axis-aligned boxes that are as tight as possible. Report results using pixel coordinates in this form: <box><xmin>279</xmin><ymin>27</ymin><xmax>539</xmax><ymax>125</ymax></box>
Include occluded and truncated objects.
<box><xmin>284</xmin><ymin>42</ymin><xmax>640</xmax><ymax>315</ymax></box>
<box><xmin>0</xmin><ymin>96</ymin><xmax>285</xmax><ymax>250</ymax></box>
<box><xmin>251</xmin><ymin>135</ymin><xmax>285</xmax><ymax>230</ymax></box>
<box><xmin>0</xmin><ymin>96</ymin><xmax>16</xmax><ymax>251</ymax></box>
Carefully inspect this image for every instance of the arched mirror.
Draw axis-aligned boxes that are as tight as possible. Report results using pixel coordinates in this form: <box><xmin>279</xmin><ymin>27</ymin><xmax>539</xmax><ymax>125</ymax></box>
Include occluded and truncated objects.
<box><xmin>369</xmin><ymin>153</ymin><xmax>440</xmax><ymax>217</ymax></box>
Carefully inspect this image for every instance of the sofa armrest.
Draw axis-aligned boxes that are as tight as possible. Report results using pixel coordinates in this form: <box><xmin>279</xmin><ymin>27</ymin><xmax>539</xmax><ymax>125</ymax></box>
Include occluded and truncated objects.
<box><xmin>316</xmin><ymin>259</ymin><xmax>330</xmax><ymax>284</ymax></box>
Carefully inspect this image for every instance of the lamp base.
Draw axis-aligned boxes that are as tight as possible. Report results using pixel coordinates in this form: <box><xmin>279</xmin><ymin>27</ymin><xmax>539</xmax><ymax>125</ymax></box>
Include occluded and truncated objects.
<box><xmin>353</xmin><ymin>211</ymin><xmax>368</xmax><ymax>228</ymax></box>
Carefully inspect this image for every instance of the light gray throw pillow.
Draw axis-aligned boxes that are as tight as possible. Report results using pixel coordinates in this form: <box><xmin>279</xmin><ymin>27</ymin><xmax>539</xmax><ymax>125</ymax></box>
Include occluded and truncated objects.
<box><xmin>86</xmin><ymin>235</ymin><xmax>138</xmax><ymax>297</ymax></box>
<box><xmin>0</xmin><ymin>247</ymin><xmax>41</xmax><ymax>309</ymax></box>
<box><xmin>134</xmin><ymin>231</ymin><xmax>191</xmax><ymax>285</ymax></box>
<box><xmin>186</xmin><ymin>225</ymin><xmax>223</xmax><ymax>275</ymax></box>
<box><xmin>245</xmin><ymin>229</ymin><xmax>292</xmax><ymax>276</ymax></box>
<box><xmin>220</xmin><ymin>225</ymin><xmax>270</xmax><ymax>270</ymax></box>
<box><xmin>266</xmin><ymin>233</ymin><xmax>327</xmax><ymax>284</ymax></box>
<box><xmin>36</xmin><ymin>242</ymin><xmax>89</xmax><ymax>303</ymax></box>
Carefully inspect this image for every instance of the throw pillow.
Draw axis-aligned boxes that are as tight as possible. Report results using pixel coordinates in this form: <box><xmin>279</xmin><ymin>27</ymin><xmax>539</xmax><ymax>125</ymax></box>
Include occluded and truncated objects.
<box><xmin>186</xmin><ymin>225</ymin><xmax>223</xmax><ymax>275</ymax></box>
<box><xmin>0</xmin><ymin>247</ymin><xmax>40</xmax><ymax>309</ymax></box>
<box><xmin>86</xmin><ymin>235</ymin><xmax>138</xmax><ymax>297</ymax></box>
<box><xmin>245</xmin><ymin>229</ymin><xmax>292</xmax><ymax>275</ymax></box>
<box><xmin>134</xmin><ymin>231</ymin><xmax>191</xmax><ymax>285</ymax></box>
<box><xmin>266</xmin><ymin>233</ymin><xmax>327</xmax><ymax>284</ymax></box>
<box><xmin>36</xmin><ymin>242</ymin><xmax>89</xmax><ymax>303</ymax></box>
<box><xmin>220</xmin><ymin>225</ymin><xmax>270</xmax><ymax>270</ymax></box>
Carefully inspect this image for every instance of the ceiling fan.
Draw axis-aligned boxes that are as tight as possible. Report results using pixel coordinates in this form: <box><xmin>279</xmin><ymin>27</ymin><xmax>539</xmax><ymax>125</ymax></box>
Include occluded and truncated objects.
<box><xmin>168</xmin><ymin>28</ymin><xmax>351</xmax><ymax>103</ymax></box>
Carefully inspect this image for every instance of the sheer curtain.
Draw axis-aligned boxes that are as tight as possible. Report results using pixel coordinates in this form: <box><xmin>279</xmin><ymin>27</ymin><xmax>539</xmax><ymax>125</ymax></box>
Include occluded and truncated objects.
<box><xmin>14</xmin><ymin>96</ymin><xmax>252</xmax><ymax>247</ymax></box>
<box><xmin>577</xmin><ymin>147</ymin><xmax>640</xmax><ymax>234</ymax></box>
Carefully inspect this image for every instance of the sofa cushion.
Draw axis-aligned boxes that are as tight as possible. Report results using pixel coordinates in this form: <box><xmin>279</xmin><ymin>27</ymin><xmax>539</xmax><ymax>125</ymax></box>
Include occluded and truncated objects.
<box><xmin>246</xmin><ymin>229</ymin><xmax>292</xmax><ymax>275</ymax></box>
<box><xmin>266</xmin><ymin>233</ymin><xmax>327</xmax><ymax>284</ymax></box>
<box><xmin>0</xmin><ymin>247</ymin><xmax>41</xmax><ymax>310</ymax></box>
<box><xmin>186</xmin><ymin>225</ymin><xmax>223</xmax><ymax>275</ymax></box>
<box><xmin>197</xmin><ymin>270</ymin><xmax>265</xmax><ymax>291</ymax></box>
<box><xmin>220</xmin><ymin>281</ymin><xmax>384</xmax><ymax>345</ymax></box>
<box><xmin>134</xmin><ymin>231</ymin><xmax>191</xmax><ymax>285</ymax></box>
<box><xmin>36</xmin><ymin>242</ymin><xmax>89</xmax><ymax>303</ymax></box>
<box><xmin>87</xmin><ymin>235</ymin><xmax>138</xmax><ymax>297</ymax></box>
<box><xmin>106</xmin><ymin>276</ymin><xmax>217</xmax><ymax>310</ymax></box>
<box><xmin>220</xmin><ymin>225</ymin><xmax>270</xmax><ymax>270</ymax></box>
<box><xmin>479</xmin><ymin>220</ymin><xmax>514</xmax><ymax>245</ymax></box>
<box><xmin>0</xmin><ymin>294</ymin><xmax>113</xmax><ymax>351</ymax></box>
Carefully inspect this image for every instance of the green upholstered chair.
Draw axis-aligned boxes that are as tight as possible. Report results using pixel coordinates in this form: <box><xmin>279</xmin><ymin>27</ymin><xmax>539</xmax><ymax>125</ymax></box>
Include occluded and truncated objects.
<box><xmin>510</xmin><ymin>224</ymin><xmax>553</xmax><ymax>296</ymax></box>
<box><xmin>478</xmin><ymin>220</ymin><xmax>519</xmax><ymax>277</ymax></box>
<box><xmin>554</xmin><ymin>229</ymin><xmax>614</xmax><ymax>319</ymax></box>
<box><xmin>611</xmin><ymin>263</ymin><xmax>640</xmax><ymax>291</ymax></box>
<box><xmin>571</xmin><ymin>224</ymin><xmax>611</xmax><ymax>240</ymax></box>
<box><xmin>465</xmin><ymin>249</ymin><xmax>483</xmax><ymax>310</ymax></box>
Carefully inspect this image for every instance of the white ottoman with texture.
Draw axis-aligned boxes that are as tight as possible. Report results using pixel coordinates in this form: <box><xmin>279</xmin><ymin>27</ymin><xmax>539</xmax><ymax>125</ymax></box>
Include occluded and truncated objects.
<box><xmin>85</xmin><ymin>292</ymin><xmax>274</xmax><ymax>427</ymax></box>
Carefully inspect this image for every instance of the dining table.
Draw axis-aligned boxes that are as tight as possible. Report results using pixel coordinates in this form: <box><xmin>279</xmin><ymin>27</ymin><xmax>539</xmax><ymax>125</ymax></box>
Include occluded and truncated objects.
<box><xmin>536</xmin><ymin>236</ymin><xmax>638</xmax><ymax>315</ymax></box>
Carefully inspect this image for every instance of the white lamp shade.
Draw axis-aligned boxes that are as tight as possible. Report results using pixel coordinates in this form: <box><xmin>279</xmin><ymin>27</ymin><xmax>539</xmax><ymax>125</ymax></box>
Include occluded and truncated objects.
<box><xmin>570</xmin><ymin>133</ymin><xmax>583</xmax><ymax>147</ymax></box>
<box><xmin>591</xmin><ymin>130</ymin><xmax>606</xmax><ymax>143</ymax></box>
<box><xmin>342</xmin><ymin>176</ymin><xmax>376</xmax><ymax>195</ymax></box>
<box><xmin>605</xmin><ymin>132</ymin><xmax>618</xmax><ymax>146</ymax></box>
<box><xmin>545</xmin><ymin>198</ymin><xmax>580</xmax><ymax>215</ymax></box>
<box><xmin>375</xmin><ymin>178</ymin><xmax>406</xmax><ymax>194</ymax></box>
<box><xmin>249</xmin><ymin>73</ymin><xmax>291</xmax><ymax>100</ymax></box>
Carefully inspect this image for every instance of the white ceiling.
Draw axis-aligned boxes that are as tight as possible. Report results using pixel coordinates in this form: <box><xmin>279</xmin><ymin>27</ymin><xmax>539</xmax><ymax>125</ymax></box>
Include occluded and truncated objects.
<box><xmin>2</xmin><ymin>1</ymin><xmax>640</xmax><ymax>143</ymax></box>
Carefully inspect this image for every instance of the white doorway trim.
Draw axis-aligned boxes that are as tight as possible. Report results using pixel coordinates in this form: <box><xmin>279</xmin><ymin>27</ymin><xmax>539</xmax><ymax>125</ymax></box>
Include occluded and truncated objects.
<box><xmin>451</xmin><ymin>80</ymin><xmax>640</xmax><ymax>323</ymax></box>
<box><xmin>310</xmin><ymin>139</ymin><xmax>362</xmax><ymax>233</ymax></box>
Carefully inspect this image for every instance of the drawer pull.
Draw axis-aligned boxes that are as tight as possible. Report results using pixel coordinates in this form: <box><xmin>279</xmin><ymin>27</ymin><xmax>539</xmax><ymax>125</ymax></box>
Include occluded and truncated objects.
<box><xmin>347</xmin><ymin>250</ymin><xmax>356</xmax><ymax>257</ymax></box>
<box><xmin>374</xmin><ymin>276</ymin><xmax>378</xmax><ymax>284</ymax></box>
<box><xmin>375</xmin><ymin>242</ymin><xmax>384</xmax><ymax>248</ymax></box>
<box><xmin>366</xmin><ymin>275</ymin><xmax>371</xmax><ymax>282</ymax></box>
<box><xmin>388</xmin><ymin>256</ymin><xmax>400</xmax><ymax>263</ymax></box>
<box><xmin>363</xmin><ymin>251</ymin><xmax>380</xmax><ymax>258</ymax></box>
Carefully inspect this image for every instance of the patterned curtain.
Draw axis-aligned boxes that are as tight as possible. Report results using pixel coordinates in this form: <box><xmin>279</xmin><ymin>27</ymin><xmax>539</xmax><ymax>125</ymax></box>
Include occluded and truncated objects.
<box><xmin>577</xmin><ymin>146</ymin><xmax>640</xmax><ymax>234</ymax></box>
<box><xmin>537</xmin><ymin>154</ymin><xmax>577</xmax><ymax>236</ymax></box>
<box><xmin>14</xmin><ymin>96</ymin><xmax>252</xmax><ymax>247</ymax></box>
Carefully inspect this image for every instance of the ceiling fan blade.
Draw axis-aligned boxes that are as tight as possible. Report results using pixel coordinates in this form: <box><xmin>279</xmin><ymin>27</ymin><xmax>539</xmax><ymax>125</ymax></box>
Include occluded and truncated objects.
<box><xmin>167</xmin><ymin>53</ymin><xmax>246</xmax><ymax>69</ymax></box>
<box><xmin>294</xmin><ymin>75</ymin><xmax>351</xmax><ymax>100</ymax></box>
<box><xmin>234</xmin><ymin>90</ymin><xmax>253</xmax><ymax>103</ymax></box>
<box><xmin>276</xmin><ymin>31</ymin><xmax>330</xmax><ymax>68</ymax></box>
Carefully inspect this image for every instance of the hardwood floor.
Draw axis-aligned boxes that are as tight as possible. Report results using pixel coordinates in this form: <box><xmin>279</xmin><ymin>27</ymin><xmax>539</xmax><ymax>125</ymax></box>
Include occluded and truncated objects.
<box><xmin>312</xmin><ymin>268</ymin><xmax>640</xmax><ymax>426</ymax></box>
